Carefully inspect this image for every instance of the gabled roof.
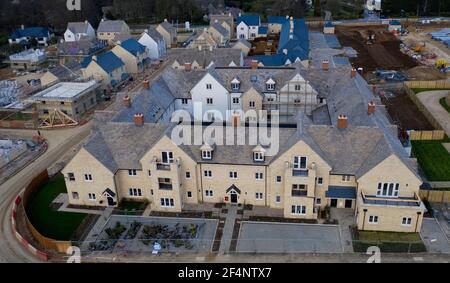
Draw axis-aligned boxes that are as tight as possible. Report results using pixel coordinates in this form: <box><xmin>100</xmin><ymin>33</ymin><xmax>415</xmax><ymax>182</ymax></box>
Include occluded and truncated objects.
<box><xmin>10</xmin><ymin>27</ymin><xmax>50</xmax><ymax>40</ymax></box>
<box><xmin>159</xmin><ymin>21</ymin><xmax>176</xmax><ymax>35</ymax></box>
<box><xmin>47</xmin><ymin>61</ymin><xmax>82</xmax><ymax>81</ymax></box>
<box><xmin>237</xmin><ymin>15</ymin><xmax>260</xmax><ymax>26</ymax></box>
<box><xmin>67</xmin><ymin>22</ymin><xmax>91</xmax><ymax>34</ymax></box>
<box><xmin>259</xmin><ymin>26</ymin><xmax>268</xmax><ymax>35</ymax></box>
<box><xmin>120</xmin><ymin>38</ymin><xmax>146</xmax><ymax>57</ymax></box>
<box><xmin>167</xmin><ymin>48</ymin><xmax>242</xmax><ymax>68</ymax></box>
<box><xmin>210</xmin><ymin>22</ymin><xmax>230</xmax><ymax>38</ymax></box>
<box><xmin>82</xmin><ymin>51</ymin><xmax>125</xmax><ymax>73</ymax></box>
<box><xmin>233</xmin><ymin>39</ymin><xmax>252</xmax><ymax>49</ymax></box>
<box><xmin>144</xmin><ymin>27</ymin><xmax>164</xmax><ymax>42</ymax></box>
<box><xmin>58</xmin><ymin>39</ymin><xmax>106</xmax><ymax>56</ymax></box>
<box><xmin>97</xmin><ymin>20</ymin><xmax>128</xmax><ymax>33</ymax></box>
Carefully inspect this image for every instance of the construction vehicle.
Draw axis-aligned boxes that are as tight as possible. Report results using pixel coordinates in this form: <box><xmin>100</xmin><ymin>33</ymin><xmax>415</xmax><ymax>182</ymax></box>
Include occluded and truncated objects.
<box><xmin>414</xmin><ymin>44</ymin><xmax>425</xmax><ymax>53</ymax></box>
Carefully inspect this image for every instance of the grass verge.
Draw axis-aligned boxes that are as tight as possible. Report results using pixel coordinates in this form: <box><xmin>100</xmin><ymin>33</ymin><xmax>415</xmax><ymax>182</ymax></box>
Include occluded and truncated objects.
<box><xmin>352</xmin><ymin>229</ymin><xmax>426</xmax><ymax>253</ymax></box>
<box><xmin>412</xmin><ymin>140</ymin><xmax>450</xmax><ymax>181</ymax></box>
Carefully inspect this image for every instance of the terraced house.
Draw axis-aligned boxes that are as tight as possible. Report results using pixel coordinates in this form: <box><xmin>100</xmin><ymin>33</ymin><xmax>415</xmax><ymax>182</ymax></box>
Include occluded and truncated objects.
<box><xmin>62</xmin><ymin>61</ymin><xmax>426</xmax><ymax>233</ymax></box>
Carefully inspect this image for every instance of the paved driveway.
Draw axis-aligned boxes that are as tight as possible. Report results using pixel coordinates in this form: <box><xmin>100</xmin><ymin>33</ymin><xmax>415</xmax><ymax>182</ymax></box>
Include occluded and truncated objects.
<box><xmin>236</xmin><ymin>222</ymin><xmax>343</xmax><ymax>253</ymax></box>
<box><xmin>417</xmin><ymin>91</ymin><xmax>450</xmax><ymax>137</ymax></box>
<box><xmin>421</xmin><ymin>218</ymin><xmax>450</xmax><ymax>253</ymax></box>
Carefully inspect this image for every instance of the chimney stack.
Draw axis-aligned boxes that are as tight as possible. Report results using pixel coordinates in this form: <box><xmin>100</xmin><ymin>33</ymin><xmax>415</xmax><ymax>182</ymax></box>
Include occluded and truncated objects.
<box><xmin>92</xmin><ymin>55</ymin><xmax>97</xmax><ymax>62</ymax></box>
<box><xmin>251</xmin><ymin>60</ymin><xmax>259</xmax><ymax>70</ymax></box>
<box><xmin>322</xmin><ymin>59</ymin><xmax>329</xmax><ymax>71</ymax></box>
<box><xmin>143</xmin><ymin>80</ymin><xmax>150</xmax><ymax>89</ymax></box>
<box><xmin>123</xmin><ymin>95</ymin><xmax>131</xmax><ymax>108</ymax></box>
<box><xmin>368</xmin><ymin>101</ymin><xmax>376</xmax><ymax>115</ymax></box>
<box><xmin>134</xmin><ymin>113</ymin><xmax>144</xmax><ymax>127</ymax></box>
<box><xmin>184</xmin><ymin>62</ymin><xmax>192</xmax><ymax>71</ymax></box>
<box><xmin>351</xmin><ymin>68</ymin><xmax>357</xmax><ymax>78</ymax></box>
<box><xmin>337</xmin><ymin>115</ymin><xmax>348</xmax><ymax>129</ymax></box>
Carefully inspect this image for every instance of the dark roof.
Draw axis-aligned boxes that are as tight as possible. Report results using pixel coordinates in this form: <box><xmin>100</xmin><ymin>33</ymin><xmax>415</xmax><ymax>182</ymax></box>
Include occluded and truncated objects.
<box><xmin>97</xmin><ymin>20</ymin><xmax>128</xmax><ymax>33</ymax></box>
<box><xmin>82</xmin><ymin>51</ymin><xmax>125</xmax><ymax>73</ymax></box>
<box><xmin>47</xmin><ymin>61</ymin><xmax>82</xmax><ymax>81</ymax></box>
<box><xmin>259</xmin><ymin>26</ymin><xmax>268</xmax><ymax>34</ymax></box>
<box><xmin>58</xmin><ymin>39</ymin><xmax>106</xmax><ymax>56</ymax></box>
<box><xmin>10</xmin><ymin>27</ymin><xmax>50</xmax><ymax>40</ymax></box>
<box><xmin>120</xmin><ymin>38</ymin><xmax>146</xmax><ymax>57</ymax></box>
<box><xmin>102</xmin><ymin>188</ymin><xmax>116</xmax><ymax>197</ymax></box>
<box><xmin>67</xmin><ymin>22</ymin><xmax>91</xmax><ymax>34</ymax></box>
<box><xmin>237</xmin><ymin>15</ymin><xmax>260</xmax><ymax>26</ymax></box>
<box><xmin>325</xmin><ymin>186</ymin><xmax>357</xmax><ymax>199</ymax></box>
<box><xmin>226</xmin><ymin>185</ymin><xmax>241</xmax><ymax>194</ymax></box>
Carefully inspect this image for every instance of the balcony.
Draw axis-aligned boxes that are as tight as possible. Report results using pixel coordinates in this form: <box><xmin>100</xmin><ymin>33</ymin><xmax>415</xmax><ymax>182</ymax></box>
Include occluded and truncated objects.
<box><xmin>291</xmin><ymin>190</ymin><xmax>308</xmax><ymax>197</ymax></box>
<box><xmin>156</xmin><ymin>163</ymin><xmax>171</xmax><ymax>171</ymax></box>
<box><xmin>360</xmin><ymin>192</ymin><xmax>422</xmax><ymax>207</ymax></box>
<box><xmin>159</xmin><ymin>183</ymin><xmax>173</xmax><ymax>190</ymax></box>
<box><xmin>292</xmin><ymin>169</ymin><xmax>309</xmax><ymax>177</ymax></box>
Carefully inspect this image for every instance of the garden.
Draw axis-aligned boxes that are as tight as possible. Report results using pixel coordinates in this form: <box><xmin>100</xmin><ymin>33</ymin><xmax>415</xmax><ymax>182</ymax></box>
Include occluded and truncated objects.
<box><xmin>89</xmin><ymin>216</ymin><xmax>218</xmax><ymax>253</ymax></box>
<box><xmin>412</xmin><ymin>138</ymin><xmax>450</xmax><ymax>182</ymax></box>
<box><xmin>26</xmin><ymin>173</ymin><xmax>87</xmax><ymax>240</ymax></box>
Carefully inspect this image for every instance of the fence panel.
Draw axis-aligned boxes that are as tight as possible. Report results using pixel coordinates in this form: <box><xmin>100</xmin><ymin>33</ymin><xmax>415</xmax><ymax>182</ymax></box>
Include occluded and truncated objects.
<box><xmin>419</xmin><ymin>190</ymin><xmax>450</xmax><ymax>203</ymax></box>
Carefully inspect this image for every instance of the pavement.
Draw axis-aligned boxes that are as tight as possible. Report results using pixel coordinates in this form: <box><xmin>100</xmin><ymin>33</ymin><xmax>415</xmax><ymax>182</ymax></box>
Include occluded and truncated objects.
<box><xmin>416</xmin><ymin>90</ymin><xmax>450</xmax><ymax>137</ymax></box>
<box><xmin>420</xmin><ymin>218</ymin><xmax>450</xmax><ymax>253</ymax></box>
<box><xmin>331</xmin><ymin>208</ymin><xmax>354</xmax><ymax>253</ymax></box>
<box><xmin>0</xmin><ymin>124</ymin><xmax>92</xmax><ymax>262</ymax></box>
<box><xmin>219</xmin><ymin>205</ymin><xmax>238</xmax><ymax>253</ymax></box>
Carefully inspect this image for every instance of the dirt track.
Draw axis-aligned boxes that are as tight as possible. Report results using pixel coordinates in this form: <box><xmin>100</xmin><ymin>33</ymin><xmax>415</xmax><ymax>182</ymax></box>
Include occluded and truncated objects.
<box><xmin>336</xmin><ymin>26</ymin><xmax>418</xmax><ymax>74</ymax></box>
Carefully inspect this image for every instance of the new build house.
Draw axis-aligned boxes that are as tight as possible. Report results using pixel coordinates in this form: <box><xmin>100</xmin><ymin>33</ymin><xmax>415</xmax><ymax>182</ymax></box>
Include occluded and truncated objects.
<box><xmin>138</xmin><ymin>28</ymin><xmax>166</xmax><ymax>60</ymax></box>
<box><xmin>9</xmin><ymin>26</ymin><xmax>53</xmax><ymax>46</ymax></box>
<box><xmin>156</xmin><ymin>20</ymin><xmax>177</xmax><ymax>48</ymax></box>
<box><xmin>81</xmin><ymin>51</ymin><xmax>127</xmax><ymax>88</ymax></box>
<box><xmin>167</xmin><ymin>48</ymin><xmax>243</xmax><ymax>70</ymax></box>
<box><xmin>97</xmin><ymin>20</ymin><xmax>130</xmax><ymax>44</ymax></box>
<box><xmin>236</xmin><ymin>14</ymin><xmax>261</xmax><ymax>40</ymax></box>
<box><xmin>64</xmin><ymin>21</ymin><xmax>96</xmax><ymax>42</ymax></box>
<box><xmin>62</xmin><ymin>59</ymin><xmax>426</xmax><ymax>233</ymax></box>
<box><xmin>112</xmin><ymin>38</ymin><xmax>149</xmax><ymax>74</ymax></box>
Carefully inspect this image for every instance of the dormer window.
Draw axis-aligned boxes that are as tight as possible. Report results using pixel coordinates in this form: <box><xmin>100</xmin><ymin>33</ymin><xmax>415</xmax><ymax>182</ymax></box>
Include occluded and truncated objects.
<box><xmin>253</xmin><ymin>145</ymin><xmax>266</xmax><ymax>162</ymax></box>
<box><xmin>231</xmin><ymin>78</ymin><xmax>240</xmax><ymax>91</ymax></box>
<box><xmin>266</xmin><ymin>78</ymin><xmax>276</xmax><ymax>91</ymax></box>
<box><xmin>200</xmin><ymin>144</ymin><xmax>214</xmax><ymax>160</ymax></box>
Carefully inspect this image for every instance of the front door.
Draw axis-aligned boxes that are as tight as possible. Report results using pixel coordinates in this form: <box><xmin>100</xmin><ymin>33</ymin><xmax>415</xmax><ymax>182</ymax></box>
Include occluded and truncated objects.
<box><xmin>330</xmin><ymin>199</ymin><xmax>338</xmax><ymax>208</ymax></box>
<box><xmin>345</xmin><ymin>199</ymin><xmax>352</xmax><ymax>208</ymax></box>
<box><xmin>107</xmin><ymin>197</ymin><xmax>115</xmax><ymax>206</ymax></box>
<box><xmin>230</xmin><ymin>193</ymin><xmax>238</xmax><ymax>204</ymax></box>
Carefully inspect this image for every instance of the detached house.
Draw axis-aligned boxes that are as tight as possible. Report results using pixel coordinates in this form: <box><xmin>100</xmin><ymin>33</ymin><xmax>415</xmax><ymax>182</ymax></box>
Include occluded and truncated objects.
<box><xmin>9</xmin><ymin>26</ymin><xmax>53</xmax><ymax>46</ymax></box>
<box><xmin>156</xmin><ymin>20</ymin><xmax>177</xmax><ymax>48</ymax></box>
<box><xmin>236</xmin><ymin>14</ymin><xmax>261</xmax><ymax>40</ymax></box>
<box><xmin>209</xmin><ymin>13</ymin><xmax>234</xmax><ymax>37</ymax></box>
<box><xmin>97</xmin><ymin>20</ymin><xmax>130</xmax><ymax>44</ymax></box>
<box><xmin>81</xmin><ymin>51</ymin><xmax>127</xmax><ymax>88</ymax></box>
<box><xmin>64</xmin><ymin>21</ymin><xmax>96</xmax><ymax>42</ymax></box>
<box><xmin>138</xmin><ymin>28</ymin><xmax>166</xmax><ymax>60</ymax></box>
<box><xmin>112</xmin><ymin>38</ymin><xmax>148</xmax><ymax>74</ymax></box>
<box><xmin>208</xmin><ymin>22</ymin><xmax>231</xmax><ymax>46</ymax></box>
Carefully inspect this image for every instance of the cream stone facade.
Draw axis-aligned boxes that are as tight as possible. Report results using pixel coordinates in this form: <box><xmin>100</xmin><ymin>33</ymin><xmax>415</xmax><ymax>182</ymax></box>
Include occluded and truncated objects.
<box><xmin>111</xmin><ymin>44</ymin><xmax>148</xmax><ymax>74</ymax></box>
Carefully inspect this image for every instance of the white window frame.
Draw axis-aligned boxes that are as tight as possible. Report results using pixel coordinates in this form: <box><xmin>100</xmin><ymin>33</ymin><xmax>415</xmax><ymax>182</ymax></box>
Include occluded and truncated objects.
<box><xmin>161</xmin><ymin>151</ymin><xmax>174</xmax><ymax>164</ymax></box>
<box><xmin>377</xmin><ymin>182</ymin><xmax>400</xmax><ymax>198</ymax></box>
<box><xmin>160</xmin><ymin>198</ymin><xmax>175</xmax><ymax>207</ymax></box>
<box><xmin>249</xmin><ymin>101</ymin><xmax>256</xmax><ymax>108</ymax></box>
<box><xmin>231</xmin><ymin>83</ymin><xmax>240</xmax><ymax>91</ymax></box>
<box><xmin>68</xmin><ymin>173</ymin><xmax>75</xmax><ymax>181</ymax></box>
<box><xmin>266</xmin><ymin>83</ymin><xmax>275</xmax><ymax>91</ymax></box>
<box><xmin>342</xmin><ymin>175</ymin><xmax>351</xmax><ymax>182</ymax></box>
<box><xmin>276</xmin><ymin>176</ymin><xmax>282</xmax><ymax>183</ymax></box>
<box><xmin>202</xmin><ymin>150</ymin><xmax>212</xmax><ymax>160</ymax></box>
<box><xmin>128</xmin><ymin>169</ymin><xmax>137</xmax><ymax>176</ymax></box>
<box><xmin>205</xmin><ymin>190</ymin><xmax>214</xmax><ymax>197</ymax></box>
<box><xmin>317</xmin><ymin>177</ymin><xmax>323</xmax><ymax>185</ymax></box>
<box><xmin>275</xmin><ymin>196</ymin><xmax>281</xmax><ymax>203</ymax></box>
<box><xmin>88</xmin><ymin>193</ymin><xmax>96</xmax><ymax>201</ymax></box>
<box><xmin>316</xmin><ymin>198</ymin><xmax>322</xmax><ymax>205</ymax></box>
<box><xmin>254</xmin><ymin>152</ymin><xmax>264</xmax><ymax>162</ymax></box>
<box><xmin>232</xmin><ymin>97</ymin><xmax>240</xmax><ymax>104</ymax></box>
<box><xmin>72</xmin><ymin>192</ymin><xmax>79</xmax><ymax>200</ymax></box>
<box><xmin>255</xmin><ymin>172</ymin><xmax>263</xmax><ymax>180</ymax></box>
<box><xmin>291</xmin><ymin>205</ymin><xmax>306</xmax><ymax>215</ymax></box>
<box><xmin>185</xmin><ymin>171</ymin><xmax>191</xmax><ymax>179</ymax></box>
<box><xmin>255</xmin><ymin>192</ymin><xmax>263</xmax><ymax>200</ymax></box>
<box><xmin>187</xmin><ymin>191</ymin><xmax>193</xmax><ymax>198</ymax></box>
<box><xmin>206</xmin><ymin>83</ymin><xmax>212</xmax><ymax>90</ymax></box>
<box><xmin>84</xmin><ymin>174</ymin><xmax>93</xmax><ymax>182</ymax></box>
<box><xmin>401</xmin><ymin>217</ymin><xmax>412</xmax><ymax>226</ymax></box>
<box><xmin>368</xmin><ymin>215</ymin><xmax>379</xmax><ymax>224</ymax></box>
<box><xmin>204</xmin><ymin>170</ymin><xmax>213</xmax><ymax>178</ymax></box>
<box><xmin>206</xmin><ymin>98</ymin><xmax>213</xmax><ymax>104</ymax></box>
<box><xmin>293</xmin><ymin>156</ymin><xmax>307</xmax><ymax>170</ymax></box>
<box><xmin>229</xmin><ymin>171</ymin><xmax>238</xmax><ymax>179</ymax></box>
<box><xmin>129</xmin><ymin>188</ymin><xmax>142</xmax><ymax>197</ymax></box>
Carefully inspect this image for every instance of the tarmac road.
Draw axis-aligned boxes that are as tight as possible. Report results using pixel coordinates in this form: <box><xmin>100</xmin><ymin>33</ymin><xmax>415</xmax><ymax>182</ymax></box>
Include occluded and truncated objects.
<box><xmin>0</xmin><ymin>124</ymin><xmax>92</xmax><ymax>262</ymax></box>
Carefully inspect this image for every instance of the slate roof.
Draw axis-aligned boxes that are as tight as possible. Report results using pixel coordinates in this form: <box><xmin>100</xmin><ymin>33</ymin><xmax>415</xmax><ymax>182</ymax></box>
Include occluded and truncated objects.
<box><xmin>120</xmin><ymin>38</ymin><xmax>146</xmax><ymax>56</ymax></box>
<box><xmin>167</xmin><ymin>48</ymin><xmax>242</xmax><ymax>68</ymax></box>
<box><xmin>10</xmin><ymin>27</ymin><xmax>50</xmax><ymax>40</ymax></box>
<box><xmin>237</xmin><ymin>15</ymin><xmax>260</xmax><ymax>26</ymax></box>
<box><xmin>58</xmin><ymin>39</ymin><xmax>106</xmax><ymax>56</ymax></box>
<box><xmin>67</xmin><ymin>22</ymin><xmax>91</xmax><ymax>34</ymax></box>
<box><xmin>145</xmin><ymin>27</ymin><xmax>164</xmax><ymax>42</ymax></box>
<box><xmin>233</xmin><ymin>39</ymin><xmax>252</xmax><ymax>49</ymax></box>
<box><xmin>84</xmin><ymin>122</ymin><xmax>170</xmax><ymax>172</ymax></box>
<box><xmin>210</xmin><ymin>23</ymin><xmax>230</xmax><ymax>38</ymax></box>
<box><xmin>82</xmin><ymin>51</ymin><xmax>125</xmax><ymax>73</ymax></box>
<box><xmin>97</xmin><ymin>20</ymin><xmax>128</xmax><ymax>33</ymax></box>
<box><xmin>46</xmin><ymin>61</ymin><xmax>82</xmax><ymax>81</ymax></box>
<box><xmin>159</xmin><ymin>21</ymin><xmax>176</xmax><ymax>35</ymax></box>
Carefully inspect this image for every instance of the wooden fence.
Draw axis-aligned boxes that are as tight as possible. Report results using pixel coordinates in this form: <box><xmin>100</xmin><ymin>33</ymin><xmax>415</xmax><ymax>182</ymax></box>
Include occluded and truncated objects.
<box><xmin>405</xmin><ymin>80</ymin><xmax>450</xmax><ymax>90</ymax></box>
<box><xmin>419</xmin><ymin>190</ymin><xmax>450</xmax><ymax>203</ymax></box>
<box><xmin>410</xmin><ymin>130</ymin><xmax>445</xmax><ymax>141</ymax></box>
<box><xmin>21</xmin><ymin>170</ymin><xmax>72</xmax><ymax>253</ymax></box>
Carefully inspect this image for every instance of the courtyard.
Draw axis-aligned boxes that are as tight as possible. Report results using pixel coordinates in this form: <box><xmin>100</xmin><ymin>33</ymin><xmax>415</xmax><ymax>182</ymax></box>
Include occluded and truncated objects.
<box><xmin>88</xmin><ymin>215</ymin><xmax>218</xmax><ymax>253</ymax></box>
<box><xmin>236</xmin><ymin>222</ymin><xmax>343</xmax><ymax>253</ymax></box>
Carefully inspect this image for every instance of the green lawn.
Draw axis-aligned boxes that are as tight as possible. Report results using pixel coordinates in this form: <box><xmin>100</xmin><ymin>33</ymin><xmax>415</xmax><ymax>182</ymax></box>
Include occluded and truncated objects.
<box><xmin>412</xmin><ymin>140</ymin><xmax>450</xmax><ymax>182</ymax></box>
<box><xmin>353</xmin><ymin>230</ymin><xmax>426</xmax><ymax>253</ymax></box>
<box><xmin>26</xmin><ymin>174</ymin><xmax>87</xmax><ymax>240</ymax></box>
<box><xmin>439</xmin><ymin>97</ymin><xmax>450</xmax><ymax>114</ymax></box>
